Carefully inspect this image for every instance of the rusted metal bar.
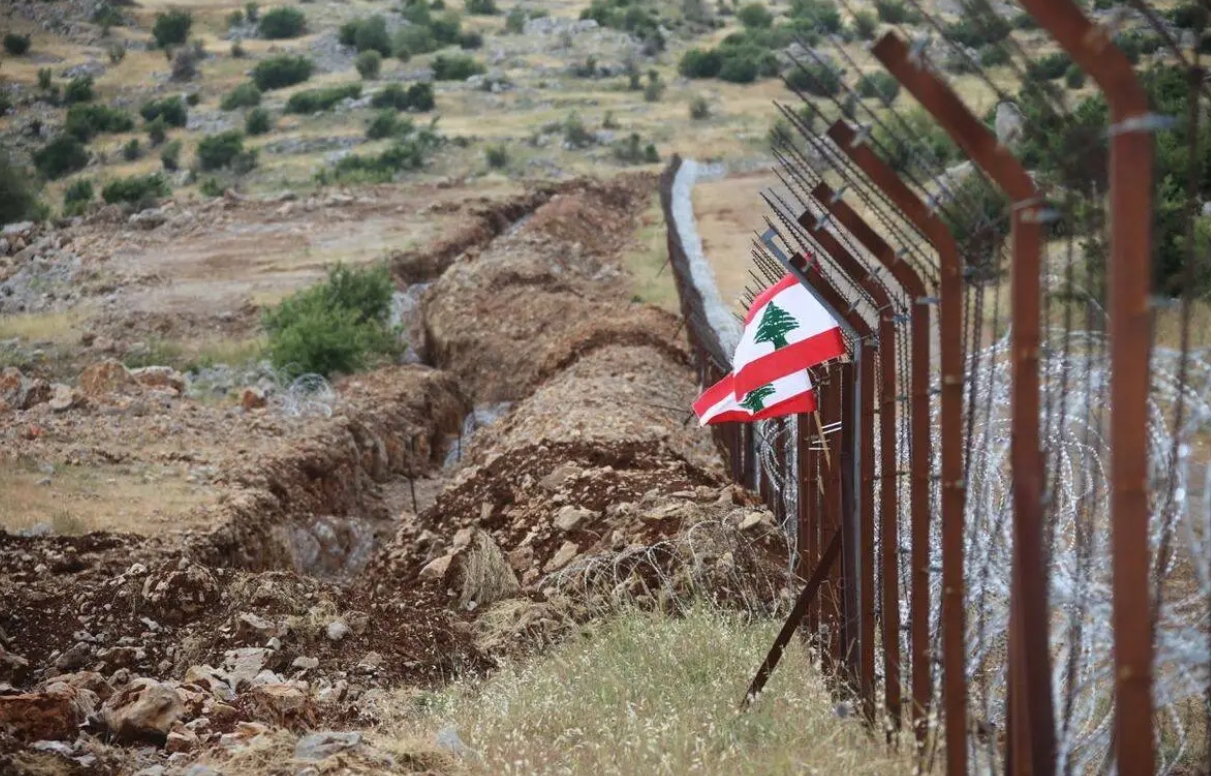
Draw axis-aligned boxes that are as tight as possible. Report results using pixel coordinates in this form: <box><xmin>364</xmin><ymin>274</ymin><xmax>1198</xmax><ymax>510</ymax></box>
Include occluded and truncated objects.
<box><xmin>1013</xmin><ymin>4</ymin><xmax>1157</xmax><ymax>773</ymax></box>
<box><xmin>813</xmin><ymin>180</ymin><xmax>928</xmax><ymax>731</ymax></box>
<box><xmin>828</xmin><ymin>118</ymin><xmax>955</xmax><ymax>752</ymax></box>
<box><xmin>873</xmin><ymin>30</ymin><xmax>1056</xmax><ymax>774</ymax></box>
<box><xmin>741</xmin><ymin>529</ymin><xmax>843</xmax><ymax>709</ymax></box>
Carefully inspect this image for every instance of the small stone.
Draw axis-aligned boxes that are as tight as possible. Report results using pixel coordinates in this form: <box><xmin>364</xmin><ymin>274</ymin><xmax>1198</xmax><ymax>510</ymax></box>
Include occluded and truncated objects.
<box><xmin>236</xmin><ymin>612</ymin><xmax>277</xmax><ymax>641</ymax></box>
<box><xmin>165</xmin><ymin>723</ymin><xmax>198</xmax><ymax>753</ymax></box>
<box><xmin>101</xmin><ymin>678</ymin><xmax>184</xmax><ymax>742</ymax></box>
<box><xmin>738</xmin><ymin>512</ymin><xmax>766</xmax><ymax>531</ymax></box>
<box><xmin>130</xmin><ymin>366</ymin><xmax>185</xmax><ymax>394</ymax></box>
<box><xmin>553</xmin><ymin>505</ymin><xmax>591</xmax><ymax>532</ymax></box>
<box><xmin>543</xmin><ymin>541</ymin><xmax>579</xmax><ymax>573</ymax></box>
<box><xmin>0</xmin><ymin>684</ymin><xmax>98</xmax><ymax>741</ymax></box>
<box><xmin>48</xmin><ymin>383</ymin><xmax>80</xmax><ymax>412</ymax></box>
<box><xmin>419</xmin><ymin>554</ymin><xmax>454</xmax><ymax>581</ymax></box>
<box><xmin>291</xmin><ymin>656</ymin><xmax>319</xmax><ymax>670</ymax></box>
<box><xmin>294</xmin><ymin>731</ymin><xmax>362</xmax><ymax>761</ymax></box>
<box><xmin>452</xmin><ymin>527</ymin><xmax>474</xmax><ymax>549</ymax></box>
<box><xmin>325</xmin><ymin>620</ymin><xmax>349</xmax><ymax>642</ymax></box>
<box><xmin>506</xmin><ymin>545</ymin><xmax>533</xmax><ymax>572</ymax></box>
<box><xmin>240</xmin><ymin>387</ymin><xmax>266</xmax><ymax>410</ymax></box>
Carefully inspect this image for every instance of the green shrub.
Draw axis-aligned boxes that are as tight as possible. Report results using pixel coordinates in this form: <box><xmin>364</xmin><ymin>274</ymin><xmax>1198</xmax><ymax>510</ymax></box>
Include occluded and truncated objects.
<box><xmin>602</xmin><ymin>110</ymin><xmax>620</xmax><ymax>129</ymax></box>
<box><xmin>0</xmin><ymin>153</ymin><xmax>45</xmax><ymax>225</ymax></box>
<box><xmin>788</xmin><ymin>0</ymin><xmax>840</xmax><ymax>32</ymax></box>
<box><xmin>562</xmin><ymin>112</ymin><xmax>594</xmax><ymax>149</ymax></box>
<box><xmin>160</xmin><ymin>140</ymin><xmax>182</xmax><ymax>171</ymax></box>
<box><xmin>978</xmin><ymin>44</ymin><xmax>1011</xmax><ymax>68</ymax></box>
<box><xmin>1027</xmin><ymin>51</ymin><xmax>1072</xmax><ymax>82</ymax></box>
<box><xmin>196</xmin><ymin>130</ymin><xmax>252</xmax><ymax>171</ymax></box>
<box><xmin>429</xmin><ymin>10</ymin><xmax>465</xmax><ymax>45</ymax></box>
<box><xmin>612</xmin><ymin>132</ymin><xmax>658</xmax><ymax>164</ymax></box>
<box><xmin>93</xmin><ymin>2</ymin><xmax>125</xmax><ymax>27</ymax></box>
<box><xmin>1168</xmin><ymin>2</ymin><xmax>1209</xmax><ymax>31</ymax></box>
<box><xmin>392</xmin><ymin>25</ymin><xmax>436</xmax><ymax>60</ymax></box>
<box><xmin>232</xmin><ymin>41</ymin><xmax>247</xmax><ymax>58</ymax></box>
<box><xmin>245</xmin><ymin>2</ymin><xmax>260</xmax><ymax>22</ymax></box>
<box><xmin>580</xmin><ymin>0</ymin><xmax>662</xmax><ymax>50</ymax></box>
<box><xmin>1064</xmin><ymin>64</ymin><xmax>1086</xmax><ymax>90</ymax></box>
<box><xmin>485</xmin><ymin>143</ymin><xmax>509</xmax><ymax>168</ymax></box>
<box><xmin>285</xmin><ymin>83</ymin><xmax>362</xmax><ymax>114</ymax></box>
<box><xmin>63</xmin><ymin>179</ymin><xmax>94</xmax><ymax>217</ymax></box>
<box><xmin>1011</xmin><ymin>11</ymin><xmax>1037</xmax><ymax>30</ymax></box>
<box><xmin>432</xmin><ymin>54</ymin><xmax>485</xmax><ymax>81</ymax></box>
<box><xmin>121</xmin><ymin>138</ymin><xmax>142</xmax><ymax>161</ymax></box>
<box><xmin>785</xmin><ymin>62</ymin><xmax>841</xmax><ymax>96</ymax></box>
<box><xmin>352</xmin><ymin>15</ymin><xmax>393</xmax><ymax>55</ymax></box>
<box><xmin>505</xmin><ymin>5</ymin><xmax>527</xmax><ymax>32</ymax></box>
<box><xmin>147</xmin><ymin>116</ymin><xmax>168</xmax><ymax>146</ymax></box>
<box><xmin>107</xmin><ymin>42</ymin><xmax>127</xmax><ymax>64</ymax></box>
<box><xmin>101</xmin><ymin>172</ymin><xmax>170</xmax><ymax>208</ymax></box>
<box><xmin>221</xmin><ymin>82</ymin><xmax>262</xmax><ymax>110</ymax></box>
<box><xmin>870</xmin><ymin>107</ymin><xmax>959</xmax><ymax>179</ymax></box>
<box><xmin>3</xmin><ymin>33</ymin><xmax>31</xmax><ymax>56</ymax></box>
<box><xmin>140</xmin><ymin>96</ymin><xmax>188</xmax><ymax>127</ymax></box>
<box><xmin>737</xmin><ymin>3</ymin><xmax>772</xmax><ymax>29</ymax></box>
<box><xmin>251</xmin><ymin>55</ymin><xmax>314</xmax><ymax>90</ymax></box>
<box><xmin>856</xmin><ymin>71</ymin><xmax>899</xmax><ymax>101</ymax></box>
<box><xmin>63</xmin><ymin>75</ymin><xmax>95</xmax><ymax>105</ymax></box>
<box><xmin>264</xmin><ymin>263</ymin><xmax>399</xmax><ymax>378</ymax></box>
<box><xmin>37</xmin><ymin>68</ymin><xmax>53</xmax><ymax>91</ymax></box>
<box><xmin>0</xmin><ymin>94</ymin><xmax>9</xmax><ymax>116</ymax></box>
<box><xmin>258</xmin><ymin>7</ymin><xmax>306</xmax><ymax>39</ymax></box>
<box><xmin>679</xmin><ymin>48</ymin><xmax>722</xmax><ymax>78</ymax></box>
<box><xmin>689</xmin><ymin>95</ymin><xmax>710</xmax><ymax>120</ymax></box>
<box><xmin>356</xmin><ymin>50</ymin><xmax>383</xmax><ymax>79</ymax></box>
<box><xmin>245</xmin><ymin>107</ymin><xmax>272</xmax><ymax>135</ymax></box>
<box><xmin>199</xmin><ymin>176</ymin><xmax>225</xmax><ymax>197</ymax></box>
<box><xmin>227</xmin><ymin>9</ymin><xmax>245</xmax><ymax>28</ymax></box>
<box><xmin>65</xmin><ymin>104</ymin><xmax>135</xmax><ymax>141</ymax></box>
<box><xmin>371</xmin><ymin>82</ymin><xmax>434</xmax><ymax>112</ymax></box>
<box><xmin>153</xmin><ymin>10</ymin><xmax>192</xmax><ymax>48</ymax></box>
<box><xmin>325</xmin><ymin>124</ymin><xmax>440</xmax><ymax>183</ymax></box>
<box><xmin>719</xmin><ymin>54</ymin><xmax>759</xmax><ymax>84</ymax></box>
<box><xmin>642</xmin><ymin>72</ymin><xmax>664</xmax><ymax>102</ymax></box>
<box><xmin>873</xmin><ymin>0</ymin><xmax>916</xmax><ymax>23</ymax></box>
<box><xmin>945</xmin><ymin>15</ymin><xmax>1010</xmax><ymax>48</ymax></box>
<box><xmin>459</xmin><ymin>30</ymin><xmax>483</xmax><ymax>49</ymax></box>
<box><xmin>366</xmin><ymin>109</ymin><xmax>404</xmax><ymax>139</ymax></box>
<box><xmin>465</xmin><ymin>0</ymin><xmax>498</xmax><ymax>14</ymax></box>
<box><xmin>186</xmin><ymin>92</ymin><xmax>201</xmax><ymax>107</ymax></box>
<box><xmin>852</xmin><ymin>10</ymin><xmax>877</xmax><ymax>39</ymax></box>
<box><xmin>170</xmin><ymin>45</ymin><xmax>201</xmax><ymax>82</ymax></box>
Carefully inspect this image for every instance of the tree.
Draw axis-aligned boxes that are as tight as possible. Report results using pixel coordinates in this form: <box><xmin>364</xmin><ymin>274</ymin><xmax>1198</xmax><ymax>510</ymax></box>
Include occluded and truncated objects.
<box><xmin>739</xmin><ymin>384</ymin><xmax>777</xmax><ymax>412</ymax></box>
<box><xmin>754</xmin><ymin>303</ymin><xmax>798</xmax><ymax>349</ymax></box>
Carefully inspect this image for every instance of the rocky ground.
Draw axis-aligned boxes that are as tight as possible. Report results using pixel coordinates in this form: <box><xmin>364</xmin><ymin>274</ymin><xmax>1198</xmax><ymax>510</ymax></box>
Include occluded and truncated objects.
<box><xmin>0</xmin><ymin>175</ymin><xmax>793</xmax><ymax>775</ymax></box>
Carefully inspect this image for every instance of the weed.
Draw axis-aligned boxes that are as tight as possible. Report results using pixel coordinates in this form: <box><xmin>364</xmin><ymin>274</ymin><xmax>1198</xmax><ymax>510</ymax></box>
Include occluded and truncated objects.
<box><xmin>160</xmin><ymin>140</ymin><xmax>183</xmax><ymax>171</ymax></box>
<box><xmin>689</xmin><ymin>95</ymin><xmax>710</xmax><ymax>120</ymax></box>
<box><xmin>64</xmin><ymin>76</ymin><xmax>95</xmax><ymax>105</ymax></box>
<box><xmin>121</xmin><ymin>138</ymin><xmax>142</xmax><ymax>162</ymax></box>
<box><xmin>63</xmin><ymin>179</ymin><xmax>94</xmax><ymax>217</ymax></box>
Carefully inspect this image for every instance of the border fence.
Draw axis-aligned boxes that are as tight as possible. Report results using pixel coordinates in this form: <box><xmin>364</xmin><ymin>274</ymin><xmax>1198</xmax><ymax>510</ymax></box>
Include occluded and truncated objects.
<box><xmin>661</xmin><ymin>1</ymin><xmax>1211</xmax><ymax>773</ymax></box>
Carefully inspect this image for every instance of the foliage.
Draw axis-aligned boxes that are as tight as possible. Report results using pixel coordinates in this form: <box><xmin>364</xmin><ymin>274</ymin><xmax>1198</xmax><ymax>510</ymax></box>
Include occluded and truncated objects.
<box><xmin>788</xmin><ymin>0</ymin><xmax>840</xmax><ymax>33</ymax></box>
<box><xmin>258</xmin><ymin>7</ymin><xmax>306</xmax><ymax>39</ymax></box>
<box><xmin>107</xmin><ymin>43</ymin><xmax>127</xmax><ymax>64</ymax></box>
<box><xmin>1027</xmin><ymin>51</ymin><xmax>1071</xmax><ymax>82</ymax></box>
<box><xmin>93</xmin><ymin>2</ymin><xmax>125</xmax><ymax>27</ymax></box>
<box><xmin>562</xmin><ymin>112</ymin><xmax>595</xmax><ymax>149</ymax></box>
<box><xmin>689</xmin><ymin>96</ymin><xmax>710</xmax><ymax>120</ymax></box>
<box><xmin>227</xmin><ymin>9</ymin><xmax>245</xmax><ymax>28</ymax></box>
<box><xmin>284</xmin><ymin>83</ymin><xmax>361</xmax><ymax>114</ymax></box>
<box><xmin>874</xmin><ymin>0</ymin><xmax>916</xmax><ymax>24</ymax></box>
<box><xmin>939</xmin><ymin>173</ymin><xmax>1009</xmax><ymax>282</ymax></box>
<box><xmin>322</xmin><ymin>120</ymin><xmax>442</xmax><ymax>183</ymax></box>
<box><xmin>140</xmin><ymin>96</ymin><xmax>188</xmax><ymax>127</ymax></box>
<box><xmin>101</xmin><ymin>172</ymin><xmax>170</xmax><ymax>209</ymax></box>
<box><xmin>341</xmin><ymin>15</ymin><xmax>393</xmax><ymax>55</ymax></box>
<box><xmin>432</xmin><ymin>54</ymin><xmax>485</xmax><ymax>81</ymax></box>
<box><xmin>485</xmin><ymin>143</ymin><xmax>509</xmax><ymax>168</ymax></box>
<box><xmin>356</xmin><ymin>50</ymin><xmax>382</xmax><ymax>79</ymax></box>
<box><xmin>679</xmin><ymin>48</ymin><xmax>722</xmax><ymax>79</ymax></box>
<box><xmin>148</xmin><ymin>116</ymin><xmax>167</xmax><ymax>146</ymax></box>
<box><xmin>251</xmin><ymin>55</ymin><xmax>314</xmax><ymax>90</ymax></box>
<box><xmin>869</xmin><ymin>107</ymin><xmax>959</xmax><ymax>180</ymax></box>
<box><xmin>199</xmin><ymin>177</ymin><xmax>225</xmax><ymax>197</ymax></box>
<box><xmin>1168</xmin><ymin>2</ymin><xmax>1209</xmax><ymax>31</ymax></box>
<box><xmin>944</xmin><ymin>15</ymin><xmax>1010</xmax><ymax>48</ymax></box>
<box><xmin>0</xmin><ymin>154</ymin><xmax>45</xmax><ymax>225</ymax></box>
<box><xmin>62</xmin><ymin>179</ymin><xmax>94</xmax><ymax>217</ymax></box>
<box><xmin>856</xmin><ymin>71</ymin><xmax>899</xmax><ymax>101</ymax></box>
<box><xmin>153</xmin><ymin>10</ymin><xmax>192</xmax><ymax>48</ymax></box>
<box><xmin>719</xmin><ymin>55</ymin><xmax>758</xmax><ymax>84</ymax></box>
<box><xmin>737</xmin><ymin>3</ymin><xmax>772</xmax><ymax>29</ymax></box>
<box><xmin>186</xmin><ymin>92</ymin><xmax>201</xmax><ymax>107</ymax></box>
<box><xmin>366</xmin><ymin>109</ymin><xmax>405</xmax><ymax>139</ymax></box>
<box><xmin>65</xmin><ymin>104</ymin><xmax>135</xmax><ymax>141</ymax></box>
<box><xmin>392</xmin><ymin>25</ymin><xmax>436</xmax><ymax>60</ymax></box>
<box><xmin>371</xmin><ymin>82</ymin><xmax>434</xmax><ymax>112</ymax></box>
<box><xmin>3</xmin><ymin>34</ymin><xmax>31</xmax><ymax>56</ymax></box>
<box><xmin>978</xmin><ymin>44</ymin><xmax>1011</xmax><ymax>68</ymax></box>
<box><xmin>785</xmin><ymin>62</ymin><xmax>841</xmax><ymax>97</ymax></box>
<box><xmin>160</xmin><ymin>140</ymin><xmax>182</xmax><ymax>171</ymax></box>
<box><xmin>245</xmin><ymin>2</ymin><xmax>260</xmax><ymax>22</ymax></box>
<box><xmin>231</xmin><ymin>41</ymin><xmax>247</xmax><ymax>58</ymax></box>
<box><xmin>1064</xmin><ymin>64</ymin><xmax>1086</xmax><ymax>90</ymax></box>
<box><xmin>63</xmin><ymin>75</ymin><xmax>95</xmax><ymax>105</ymax></box>
<box><xmin>852</xmin><ymin>10</ymin><xmax>877</xmax><ymax>40</ymax></box>
<box><xmin>245</xmin><ymin>107</ymin><xmax>272</xmax><ymax>135</ymax></box>
<box><xmin>263</xmin><ymin>263</ymin><xmax>399</xmax><ymax>378</ymax></box>
<box><xmin>465</xmin><ymin>0</ymin><xmax>499</xmax><ymax>15</ymax></box>
<box><xmin>196</xmin><ymin>130</ymin><xmax>255</xmax><ymax>171</ymax></box>
<box><xmin>579</xmin><ymin>0</ymin><xmax>664</xmax><ymax>52</ymax></box>
<box><xmin>642</xmin><ymin>71</ymin><xmax>664</xmax><ymax>102</ymax></box>
<box><xmin>170</xmin><ymin>45</ymin><xmax>201</xmax><ymax>82</ymax></box>
<box><xmin>38</xmin><ymin>68</ymin><xmax>53</xmax><ymax>91</ymax></box>
<box><xmin>505</xmin><ymin>5</ymin><xmax>528</xmax><ymax>32</ymax></box>
<box><xmin>612</xmin><ymin>132</ymin><xmax>659</xmax><ymax>165</ymax></box>
<box><xmin>459</xmin><ymin>30</ymin><xmax>483</xmax><ymax>49</ymax></box>
<box><xmin>121</xmin><ymin>138</ymin><xmax>142</xmax><ymax>161</ymax></box>
<box><xmin>221</xmin><ymin>82</ymin><xmax>262</xmax><ymax>110</ymax></box>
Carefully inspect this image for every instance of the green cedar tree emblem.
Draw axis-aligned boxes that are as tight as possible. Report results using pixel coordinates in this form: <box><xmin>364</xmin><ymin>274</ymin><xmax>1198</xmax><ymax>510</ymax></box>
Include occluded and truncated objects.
<box><xmin>754</xmin><ymin>302</ymin><xmax>799</xmax><ymax>349</ymax></box>
<box><xmin>739</xmin><ymin>383</ymin><xmax>777</xmax><ymax>413</ymax></box>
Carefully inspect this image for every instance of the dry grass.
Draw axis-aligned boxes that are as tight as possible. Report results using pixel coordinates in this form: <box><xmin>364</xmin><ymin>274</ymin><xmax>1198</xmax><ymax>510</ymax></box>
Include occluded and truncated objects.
<box><xmin>620</xmin><ymin>191</ymin><xmax>679</xmax><ymax>311</ymax></box>
<box><xmin>0</xmin><ymin>458</ymin><xmax>217</xmax><ymax>536</ymax></box>
<box><xmin>379</xmin><ymin>606</ymin><xmax>916</xmax><ymax>776</ymax></box>
<box><xmin>0</xmin><ymin>308</ymin><xmax>93</xmax><ymax>344</ymax></box>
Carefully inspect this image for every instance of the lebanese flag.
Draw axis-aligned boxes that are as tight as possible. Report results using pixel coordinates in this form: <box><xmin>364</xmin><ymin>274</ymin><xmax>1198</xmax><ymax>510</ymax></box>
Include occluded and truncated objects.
<box><xmin>732</xmin><ymin>272</ymin><xmax>847</xmax><ymax>399</ymax></box>
<box><xmin>693</xmin><ymin>370</ymin><xmax>816</xmax><ymax>426</ymax></box>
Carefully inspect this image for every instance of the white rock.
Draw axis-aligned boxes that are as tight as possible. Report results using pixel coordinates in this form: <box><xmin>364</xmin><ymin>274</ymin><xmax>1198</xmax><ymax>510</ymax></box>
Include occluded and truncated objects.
<box><xmin>326</xmin><ymin>620</ymin><xmax>349</xmax><ymax>642</ymax></box>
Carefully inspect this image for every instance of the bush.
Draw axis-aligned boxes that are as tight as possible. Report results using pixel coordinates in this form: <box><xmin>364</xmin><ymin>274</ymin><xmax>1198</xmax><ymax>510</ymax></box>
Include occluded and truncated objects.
<box><xmin>689</xmin><ymin>96</ymin><xmax>710</xmax><ymax>120</ymax></box>
<box><xmin>1064</xmin><ymin>64</ymin><xmax>1086</xmax><ymax>90</ymax></box>
<box><xmin>562</xmin><ymin>112</ymin><xmax>594</xmax><ymax>149</ymax></box>
<box><xmin>719</xmin><ymin>54</ymin><xmax>759</xmax><ymax>84</ymax></box>
<box><xmin>874</xmin><ymin>0</ymin><xmax>916</xmax><ymax>23</ymax></box>
<box><xmin>63</xmin><ymin>75</ymin><xmax>95</xmax><ymax>105</ymax></box>
<box><xmin>232</xmin><ymin>41</ymin><xmax>247</xmax><ymax>58</ymax></box>
<box><xmin>851</xmin><ymin>9</ymin><xmax>877</xmax><ymax>39</ymax></box>
<box><xmin>788</xmin><ymin>0</ymin><xmax>840</xmax><ymax>32</ymax></box>
<box><xmin>141</xmin><ymin>96</ymin><xmax>188</xmax><ymax>127</ymax></box>
<box><xmin>101</xmin><ymin>172</ymin><xmax>170</xmax><ymax>208</ymax></box>
<box><xmin>785</xmin><ymin>62</ymin><xmax>841</xmax><ymax>96</ymax></box>
<box><xmin>186</xmin><ymin>92</ymin><xmax>201</xmax><ymax>107</ymax></box>
<box><xmin>121</xmin><ymin>138</ymin><xmax>142</xmax><ymax>161</ymax></box>
<box><xmin>3</xmin><ymin>33</ymin><xmax>31</xmax><ymax>56</ymax></box>
<box><xmin>870</xmin><ymin>107</ymin><xmax>959</xmax><ymax>179</ymax></box>
<box><xmin>432</xmin><ymin>54</ymin><xmax>485</xmax><ymax>81</ymax></box>
<box><xmin>978</xmin><ymin>44</ymin><xmax>1011</xmax><ymax>68</ymax></box>
<box><xmin>93</xmin><ymin>2</ymin><xmax>124</xmax><ymax>27</ymax></box>
<box><xmin>264</xmin><ymin>264</ymin><xmax>399</xmax><ymax>378</ymax></box>
<box><xmin>945</xmin><ymin>15</ymin><xmax>1010</xmax><ymax>48</ymax></box>
<box><xmin>602</xmin><ymin>110</ymin><xmax>620</xmax><ymax>129</ymax></box>
<box><xmin>737</xmin><ymin>3</ymin><xmax>772</xmax><ymax>29</ymax></box>
<box><xmin>107</xmin><ymin>42</ymin><xmax>127</xmax><ymax>64</ymax></box>
<box><xmin>171</xmin><ymin>45</ymin><xmax>201</xmax><ymax>82</ymax></box>
<box><xmin>505</xmin><ymin>5</ymin><xmax>527</xmax><ymax>32</ymax></box>
<box><xmin>251</xmin><ymin>55</ymin><xmax>314</xmax><ymax>90</ymax></box>
<box><xmin>227</xmin><ymin>9</ymin><xmax>245</xmax><ymax>28</ymax></box>
<box><xmin>63</xmin><ymin>179</ymin><xmax>94</xmax><ymax>217</ymax></box>
<box><xmin>221</xmin><ymin>82</ymin><xmax>262</xmax><ymax>110</ymax></box>
<box><xmin>258</xmin><ymin>7</ymin><xmax>306</xmax><ymax>39</ymax></box>
<box><xmin>371</xmin><ymin>82</ymin><xmax>434</xmax><ymax>112</ymax></box>
<box><xmin>466</xmin><ymin>0</ymin><xmax>498</xmax><ymax>14</ymax></box>
<box><xmin>199</xmin><ymin>177</ymin><xmax>225</xmax><ymax>197</ymax></box>
<box><xmin>196</xmin><ymin>130</ymin><xmax>251</xmax><ymax>171</ymax></box>
<box><xmin>356</xmin><ymin>50</ymin><xmax>382</xmax><ymax>79</ymax></box>
<box><xmin>1027</xmin><ymin>51</ymin><xmax>1072</xmax><ymax>82</ymax></box>
<box><xmin>37</xmin><ymin>68</ymin><xmax>53</xmax><ymax>91</ymax></box>
<box><xmin>245</xmin><ymin>2</ymin><xmax>260</xmax><ymax>22</ymax></box>
<box><xmin>613</xmin><ymin>132</ymin><xmax>658</xmax><ymax>164</ymax></box>
<box><xmin>366</xmin><ymin>109</ymin><xmax>404</xmax><ymax>139</ymax></box>
<box><xmin>352</xmin><ymin>15</ymin><xmax>392</xmax><ymax>55</ymax></box>
<box><xmin>285</xmin><ymin>83</ymin><xmax>362</xmax><ymax>114</ymax></box>
<box><xmin>643</xmin><ymin>72</ymin><xmax>664</xmax><ymax>102</ymax></box>
<box><xmin>160</xmin><ymin>140</ymin><xmax>182</xmax><ymax>171</ymax></box>
<box><xmin>0</xmin><ymin>154</ymin><xmax>45</xmax><ymax>225</ymax></box>
<box><xmin>485</xmin><ymin>143</ymin><xmax>508</xmax><ymax>168</ymax></box>
<box><xmin>429</xmin><ymin>10</ymin><xmax>464</xmax><ymax>46</ymax></box>
<box><xmin>325</xmin><ymin>122</ymin><xmax>441</xmax><ymax>183</ymax></box>
<box><xmin>459</xmin><ymin>31</ymin><xmax>483</xmax><ymax>49</ymax></box>
<box><xmin>65</xmin><ymin>104</ymin><xmax>135</xmax><ymax>141</ymax></box>
<box><xmin>679</xmin><ymin>48</ymin><xmax>723</xmax><ymax>78</ymax></box>
<box><xmin>148</xmin><ymin>116</ymin><xmax>168</xmax><ymax>146</ymax></box>
<box><xmin>856</xmin><ymin>71</ymin><xmax>899</xmax><ymax>101</ymax></box>
<box><xmin>392</xmin><ymin>25</ymin><xmax>436</xmax><ymax>60</ymax></box>
<box><xmin>1169</xmin><ymin>3</ymin><xmax>1209</xmax><ymax>31</ymax></box>
<box><xmin>245</xmin><ymin>107</ymin><xmax>272</xmax><ymax>135</ymax></box>
<box><xmin>153</xmin><ymin>10</ymin><xmax>192</xmax><ymax>48</ymax></box>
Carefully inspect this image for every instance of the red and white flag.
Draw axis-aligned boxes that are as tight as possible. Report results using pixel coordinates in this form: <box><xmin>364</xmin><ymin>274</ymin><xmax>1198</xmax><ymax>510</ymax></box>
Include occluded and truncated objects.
<box><xmin>693</xmin><ymin>370</ymin><xmax>816</xmax><ymax>426</ymax></box>
<box><xmin>731</xmin><ymin>272</ymin><xmax>846</xmax><ymax>399</ymax></box>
